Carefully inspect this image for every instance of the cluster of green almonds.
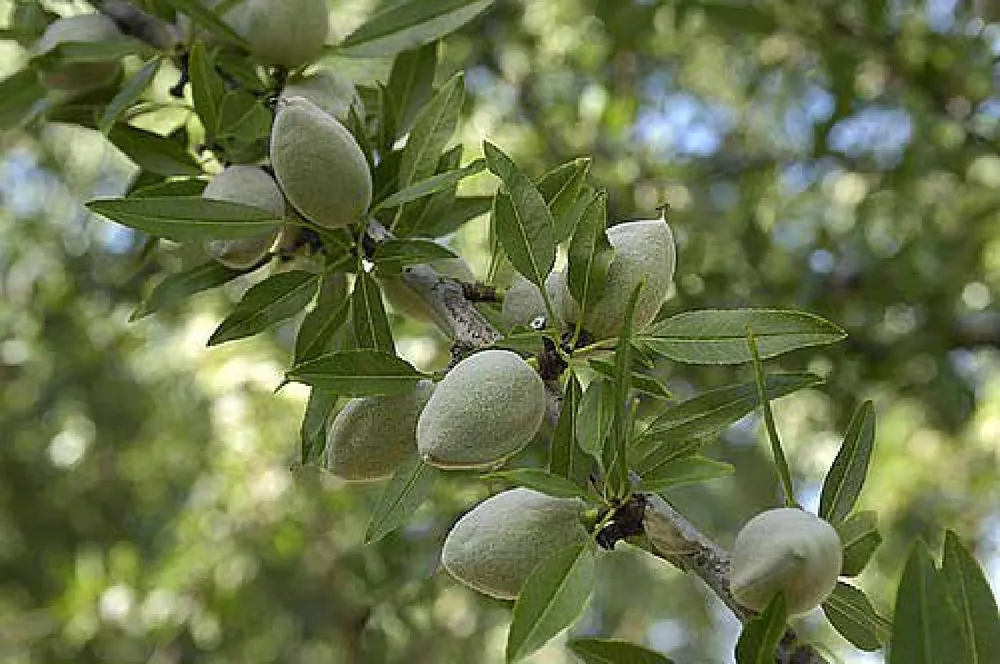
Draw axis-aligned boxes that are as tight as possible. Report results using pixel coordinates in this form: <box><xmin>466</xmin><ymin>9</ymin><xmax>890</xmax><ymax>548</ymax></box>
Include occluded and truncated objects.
<box><xmin>324</xmin><ymin>349</ymin><xmax>546</xmax><ymax>481</ymax></box>
<box><xmin>502</xmin><ymin>217</ymin><xmax>677</xmax><ymax>338</ymax></box>
<box><xmin>34</xmin><ymin>4</ymin><xmax>372</xmax><ymax>267</ymax></box>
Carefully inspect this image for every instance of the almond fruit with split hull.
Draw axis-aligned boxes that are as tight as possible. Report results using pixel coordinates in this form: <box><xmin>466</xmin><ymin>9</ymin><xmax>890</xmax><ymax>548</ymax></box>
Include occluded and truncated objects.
<box><xmin>325</xmin><ymin>380</ymin><xmax>435</xmax><ymax>481</ymax></box>
<box><xmin>270</xmin><ymin>97</ymin><xmax>372</xmax><ymax>230</ymax></box>
<box><xmin>416</xmin><ymin>350</ymin><xmax>545</xmax><ymax>468</ymax></box>
<box><xmin>730</xmin><ymin>508</ymin><xmax>843</xmax><ymax>616</ymax></box>
<box><xmin>560</xmin><ymin>218</ymin><xmax>676</xmax><ymax>339</ymax></box>
<box><xmin>441</xmin><ymin>488</ymin><xmax>590</xmax><ymax>599</ymax></box>
<box><xmin>33</xmin><ymin>15</ymin><xmax>122</xmax><ymax>92</ymax></box>
<box><xmin>201</xmin><ymin>165</ymin><xmax>285</xmax><ymax>269</ymax></box>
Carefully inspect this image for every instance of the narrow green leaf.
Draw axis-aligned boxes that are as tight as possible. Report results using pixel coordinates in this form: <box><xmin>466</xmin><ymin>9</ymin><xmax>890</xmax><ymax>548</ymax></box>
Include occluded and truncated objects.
<box><xmin>188</xmin><ymin>41</ymin><xmax>226</xmax><ymax>143</ymax></box>
<box><xmin>300</xmin><ymin>388</ymin><xmax>338</xmax><ymax>465</ymax></box>
<box><xmin>0</xmin><ymin>69</ymin><xmax>46</xmax><ymax>130</ymax></box>
<box><xmin>374</xmin><ymin>160</ymin><xmax>485</xmax><ymax>212</ymax></box>
<box><xmin>351</xmin><ymin>271</ymin><xmax>395</xmax><ymax>354</ymax></box>
<box><xmin>130</xmin><ymin>178</ymin><xmax>207</xmax><ymax>198</ymax></box>
<box><xmin>162</xmin><ymin>0</ymin><xmax>250</xmax><ymax>48</ymax></box>
<box><xmin>485</xmin><ymin>142</ymin><xmax>556</xmax><ymax>294</ymax></box>
<box><xmin>107</xmin><ymin>125</ymin><xmax>201</xmax><ymax>176</ymax></box>
<box><xmin>32</xmin><ymin>38</ymin><xmax>143</xmax><ymax>65</ymax></box>
<box><xmin>588</xmin><ymin>359</ymin><xmax>672</xmax><ymax>400</ymax></box>
<box><xmin>942</xmin><ymin>531</ymin><xmax>1000</xmax><ymax>664</ymax></box>
<box><xmin>340</xmin><ymin>0</ymin><xmax>495</xmax><ymax>58</ymax></box>
<box><xmin>421</xmin><ymin>195</ymin><xmax>493</xmax><ymax>237</ymax></box>
<box><xmin>391</xmin><ymin>145</ymin><xmax>462</xmax><ymax>236</ymax></box>
<box><xmin>568</xmin><ymin>638</ymin><xmax>673</xmax><ymax>664</ymax></box>
<box><xmin>386</xmin><ymin>42</ymin><xmax>438</xmax><ymax>134</ymax></box>
<box><xmin>98</xmin><ymin>56</ymin><xmax>162</xmax><ymax>134</ymax></box>
<box><xmin>215</xmin><ymin>89</ymin><xmax>271</xmax><ymax>155</ymax></box>
<box><xmin>399</xmin><ymin>73</ymin><xmax>465</xmax><ymax>187</ymax></box>
<box><xmin>208</xmin><ymin>271</ymin><xmax>318</xmax><ymax>346</ymax></box>
<box><xmin>365</xmin><ymin>455</ymin><xmax>438</xmax><ymax>544</ymax></box>
<box><xmin>286</xmin><ymin>350</ymin><xmax>426</xmax><ymax>396</ymax></box>
<box><xmin>837</xmin><ymin>511</ymin><xmax>882</xmax><ymax>577</ymax></box>
<box><xmin>735</xmin><ymin>593</ymin><xmax>788</xmax><ymax>664</ymax></box>
<box><xmin>820</xmin><ymin>401</ymin><xmax>876</xmax><ymax>524</ymax></box>
<box><xmin>641</xmin><ymin>309</ymin><xmax>847</xmax><ymax>364</ymax></box>
<box><xmin>549</xmin><ymin>372</ymin><xmax>591</xmax><ymax>489</ymax></box>
<box><xmin>372</xmin><ymin>238</ymin><xmax>457</xmax><ymax>274</ymax></box>
<box><xmin>132</xmin><ymin>260</ymin><xmax>247</xmax><ymax>320</ymax></box>
<box><xmin>482</xmin><ymin>469</ymin><xmax>591</xmax><ymax>500</ymax></box>
<box><xmin>491</xmin><ymin>326</ymin><xmax>546</xmax><ymax>356</ymax></box>
<box><xmin>637</xmin><ymin>456</ymin><xmax>735</xmax><ymax>492</ymax></box>
<box><xmin>822</xmin><ymin>582</ymin><xmax>889</xmax><ymax>651</ymax></box>
<box><xmin>293</xmin><ymin>275</ymin><xmax>351</xmax><ymax>365</ymax></box>
<box><xmin>567</xmin><ymin>192</ymin><xmax>613</xmax><ymax>323</ymax></box>
<box><xmin>87</xmin><ymin>196</ymin><xmax>282</xmax><ymax>242</ymax></box>
<box><xmin>507</xmin><ymin>543</ymin><xmax>595</xmax><ymax>663</ymax></box>
<box><xmin>536</xmin><ymin>158</ymin><xmax>591</xmax><ymax>242</ymax></box>
<box><xmin>889</xmin><ymin>541</ymin><xmax>967</xmax><ymax>664</ymax></box>
<box><xmin>607</xmin><ymin>282</ymin><xmax>644</xmax><ymax>499</ymax></box>
<box><xmin>575</xmin><ymin>379</ymin><xmax>615</xmax><ymax>461</ymax></box>
<box><xmin>555</xmin><ymin>185</ymin><xmax>597</xmax><ymax>245</ymax></box>
<box><xmin>632</xmin><ymin>373</ymin><xmax>823</xmax><ymax>473</ymax></box>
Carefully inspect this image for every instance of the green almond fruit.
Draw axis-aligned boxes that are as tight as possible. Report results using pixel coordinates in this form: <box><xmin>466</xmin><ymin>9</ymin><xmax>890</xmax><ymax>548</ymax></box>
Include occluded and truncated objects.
<box><xmin>201</xmin><ymin>165</ymin><xmax>284</xmax><ymax>269</ymax></box>
<box><xmin>500</xmin><ymin>272</ymin><xmax>567</xmax><ymax>331</ymax></box>
<box><xmin>270</xmin><ymin>96</ymin><xmax>372</xmax><ymax>229</ymax></box>
<box><xmin>441</xmin><ymin>488</ymin><xmax>590</xmax><ymax>599</ymax></box>
<box><xmin>33</xmin><ymin>15</ymin><xmax>122</xmax><ymax>92</ymax></box>
<box><xmin>282</xmin><ymin>69</ymin><xmax>361</xmax><ymax>123</ymax></box>
<box><xmin>730</xmin><ymin>508</ymin><xmax>843</xmax><ymax>616</ymax></box>
<box><xmin>225</xmin><ymin>0</ymin><xmax>329</xmax><ymax>68</ymax></box>
<box><xmin>417</xmin><ymin>349</ymin><xmax>545</xmax><ymax>469</ymax></box>
<box><xmin>325</xmin><ymin>380</ymin><xmax>435</xmax><ymax>481</ymax></box>
<box><xmin>561</xmin><ymin>218</ymin><xmax>676</xmax><ymax>338</ymax></box>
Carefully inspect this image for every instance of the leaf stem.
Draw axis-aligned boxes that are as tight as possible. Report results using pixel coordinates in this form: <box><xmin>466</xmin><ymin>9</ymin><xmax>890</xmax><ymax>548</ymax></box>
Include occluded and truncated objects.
<box><xmin>746</xmin><ymin>325</ymin><xmax>797</xmax><ymax>507</ymax></box>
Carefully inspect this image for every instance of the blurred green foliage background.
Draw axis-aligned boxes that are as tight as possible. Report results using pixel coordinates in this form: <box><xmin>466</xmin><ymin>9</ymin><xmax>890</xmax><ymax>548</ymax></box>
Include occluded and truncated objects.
<box><xmin>1</xmin><ymin>0</ymin><xmax>999</xmax><ymax>662</ymax></box>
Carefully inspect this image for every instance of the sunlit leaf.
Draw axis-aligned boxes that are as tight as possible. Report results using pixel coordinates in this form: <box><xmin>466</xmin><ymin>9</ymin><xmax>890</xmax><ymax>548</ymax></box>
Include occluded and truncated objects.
<box><xmin>822</xmin><ymin>582</ymin><xmax>889</xmax><ymax>651</ymax></box>
<box><xmin>641</xmin><ymin>309</ymin><xmax>846</xmax><ymax>364</ymax></box>
<box><xmin>365</xmin><ymin>455</ymin><xmax>438</xmax><ymax>544</ymax></box>
<box><xmin>735</xmin><ymin>593</ymin><xmax>787</xmax><ymax>664</ymax></box>
<box><xmin>637</xmin><ymin>456</ymin><xmax>734</xmax><ymax>492</ymax></box>
<box><xmin>568</xmin><ymin>638</ymin><xmax>673</xmax><ymax>664</ymax></box>
<box><xmin>132</xmin><ymin>260</ymin><xmax>248</xmax><ymax>320</ymax></box>
<box><xmin>942</xmin><ymin>531</ymin><xmax>1000</xmax><ymax>663</ymax></box>
<box><xmin>507</xmin><ymin>543</ymin><xmax>595</xmax><ymax>662</ymax></box>
<box><xmin>98</xmin><ymin>55</ymin><xmax>162</xmax><ymax>134</ymax></box>
<box><xmin>208</xmin><ymin>271</ymin><xmax>318</xmax><ymax>346</ymax></box>
<box><xmin>820</xmin><ymin>401</ymin><xmax>876</xmax><ymax>524</ymax></box>
<box><xmin>567</xmin><ymin>192</ymin><xmax>613</xmax><ymax>325</ymax></box>
<box><xmin>399</xmin><ymin>73</ymin><xmax>465</xmax><ymax>188</ymax></box>
<box><xmin>837</xmin><ymin>510</ymin><xmax>882</xmax><ymax>577</ymax></box>
<box><xmin>485</xmin><ymin>142</ymin><xmax>556</xmax><ymax>292</ymax></box>
<box><xmin>481</xmin><ymin>468</ymin><xmax>591</xmax><ymax>500</ymax></box>
<box><xmin>351</xmin><ymin>271</ymin><xmax>395</xmax><ymax>354</ymax></box>
<box><xmin>889</xmin><ymin>541</ymin><xmax>966</xmax><ymax>664</ymax></box>
<box><xmin>286</xmin><ymin>350</ymin><xmax>426</xmax><ymax>395</ymax></box>
<box><xmin>87</xmin><ymin>196</ymin><xmax>282</xmax><ymax>242</ymax></box>
<box><xmin>340</xmin><ymin>0</ymin><xmax>495</xmax><ymax>57</ymax></box>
